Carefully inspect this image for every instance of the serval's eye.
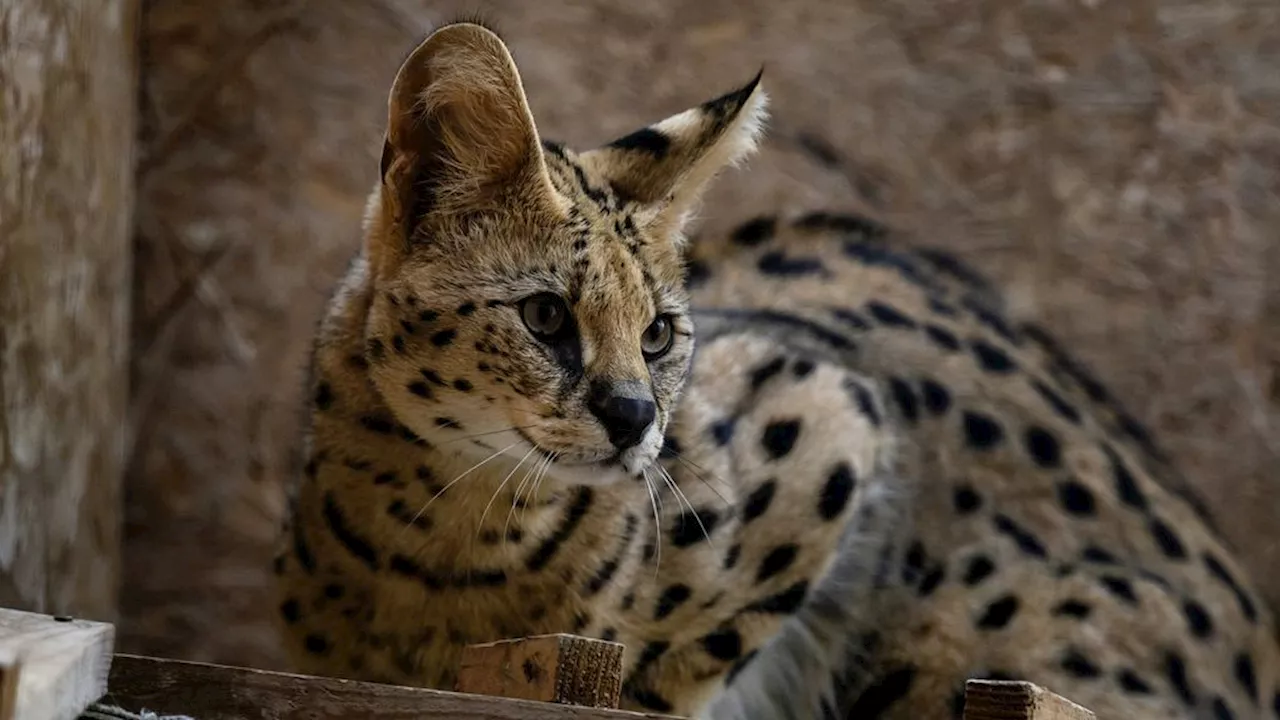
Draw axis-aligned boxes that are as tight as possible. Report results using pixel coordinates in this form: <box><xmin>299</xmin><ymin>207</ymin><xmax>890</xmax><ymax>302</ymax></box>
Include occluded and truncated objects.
<box><xmin>520</xmin><ymin>293</ymin><xmax>571</xmax><ymax>340</ymax></box>
<box><xmin>641</xmin><ymin>315</ymin><xmax>675</xmax><ymax>360</ymax></box>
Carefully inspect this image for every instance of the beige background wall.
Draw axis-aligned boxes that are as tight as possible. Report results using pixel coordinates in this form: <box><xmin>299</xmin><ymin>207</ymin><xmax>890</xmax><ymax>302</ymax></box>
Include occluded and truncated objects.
<box><xmin>126</xmin><ymin>0</ymin><xmax>1280</xmax><ymax>668</ymax></box>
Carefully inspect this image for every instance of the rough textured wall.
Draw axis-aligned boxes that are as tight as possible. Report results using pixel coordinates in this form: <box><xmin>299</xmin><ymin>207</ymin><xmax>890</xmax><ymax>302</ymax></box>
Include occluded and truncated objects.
<box><xmin>0</xmin><ymin>0</ymin><xmax>137</xmax><ymax>621</ymax></box>
<box><xmin>127</xmin><ymin>0</ymin><xmax>1280</xmax><ymax>668</ymax></box>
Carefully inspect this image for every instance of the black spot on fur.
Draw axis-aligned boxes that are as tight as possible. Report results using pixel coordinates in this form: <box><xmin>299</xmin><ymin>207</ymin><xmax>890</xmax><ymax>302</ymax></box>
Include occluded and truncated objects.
<box><xmin>372</xmin><ymin>470</ymin><xmax>397</xmax><ymax>486</ymax></box>
<box><xmin>359</xmin><ymin>414</ymin><xmax>395</xmax><ymax>435</ymax></box>
<box><xmin>963</xmin><ymin>411</ymin><xmax>1004</xmax><ymax>450</ymax></box>
<box><xmin>760</xmin><ymin>419</ymin><xmax>802</xmax><ymax>459</ymax></box>
<box><xmin>1166</xmin><ymin>653</ymin><xmax>1196</xmax><ymax>705</ymax></box>
<box><xmin>695</xmin><ymin>307</ymin><xmax>857</xmax><ymax>352</ymax></box>
<box><xmin>1235</xmin><ymin>652</ymin><xmax>1258</xmax><ymax>703</ymax></box>
<box><xmin>525</xmin><ymin>487</ymin><xmax>594</xmax><ymax>571</ymax></box>
<box><xmin>1053</xmin><ymin>599</ymin><xmax>1091</xmax><ymax>619</ymax></box>
<box><xmin>1118</xmin><ymin>669</ymin><xmax>1153</xmax><ymax>694</ymax></box>
<box><xmin>654</xmin><ymin>584</ymin><xmax>692</xmax><ymax>620</ymax></box>
<box><xmin>757</xmin><ymin>544</ymin><xmax>799</xmax><ymax>582</ymax></box>
<box><xmin>819</xmin><ymin>463</ymin><xmax>856</xmax><ymax>520</ymax></box>
<box><xmin>456</xmin><ymin>302</ymin><xmax>476</xmax><ymax>316</ymax></box>
<box><xmin>953</xmin><ymin>485</ymin><xmax>982</xmax><ymax>515</ymax></box>
<box><xmin>793</xmin><ymin>358</ymin><xmax>815</xmax><ymax>377</ymax></box>
<box><xmin>323</xmin><ymin>492</ymin><xmax>379</xmax><ymax>571</ymax></box>
<box><xmin>889</xmin><ymin>377</ymin><xmax>919</xmax><ymax>423</ymax></box>
<box><xmin>711</xmin><ymin>417</ymin><xmax>737</xmax><ymax>445</ymax></box>
<box><xmin>453</xmin><ymin>378</ymin><xmax>473</xmax><ymax>392</ymax></box>
<box><xmin>1204</xmin><ymin>553</ymin><xmax>1258</xmax><ymax>623</ymax></box>
<box><xmin>430</xmin><ymin>328</ymin><xmax>457</xmax><ymax>347</ymax></box>
<box><xmin>314</xmin><ymin>382</ymin><xmax>333</xmax><ymax>411</ymax></box>
<box><xmin>1182</xmin><ymin>599</ymin><xmax>1213</xmax><ymax>639</ymax></box>
<box><xmin>1082</xmin><ymin>545</ymin><xmax>1118</xmax><ymax>565</ymax></box>
<box><xmin>925</xmin><ymin>324</ymin><xmax>961</xmax><ymax>352</ymax></box>
<box><xmin>844</xmin><ymin>666</ymin><xmax>917</xmax><ymax>718</ymax></box>
<box><xmin>671</xmin><ymin>507</ymin><xmax>721</xmax><ymax>547</ymax></box>
<box><xmin>1213</xmin><ymin>697</ymin><xmax>1236</xmax><ymax>720</ymax></box>
<box><xmin>743</xmin><ymin>480</ymin><xmax>777</xmax><ymax>523</ymax></box>
<box><xmin>743</xmin><ymin>580</ymin><xmax>808</xmax><ymax>614</ymax></box>
<box><xmin>279</xmin><ymin>599</ymin><xmax>301</xmax><ymax>624</ymax></box>
<box><xmin>366</xmin><ymin>337</ymin><xmax>385</xmax><ymax>362</ymax></box>
<box><xmin>1149</xmin><ymin>517</ymin><xmax>1187</xmax><ymax>559</ymax></box>
<box><xmin>977</xmin><ymin>595</ymin><xmax>1020</xmax><ymax>630</ymax></box>
<box><xmin>392</xmin><ymin>334</ymin><xmax>406</xmax><ymax>353</ymax></box>
<box><xmin>749</xmin><ymin>357</ymin><xmax>786</xmax><ymax>390</ymax></box>
<box><xmin>608</xmin><ymin>127</ymin><xmax>671</xmax><ymax>157</ymax></box>
<box><xmin>723</xmin><ymin>543</ymin><xmax>742</xmax><ymax>570</ymax></box>
<box><xmin>304</xmin><ymin>634</ymin><xmax>330</xmax><ymax>655</ymax></box>
<box><xmin>994</xmin><ymin>514</ymin><xmax>1047</xmax><ymax>558</ymax></box>
<box><xmin>1099</xmin><ymin>575</ymin><xmax>1138</xmax><ymax>605</ymax></box>
<box><xmin>867</xmin><ymin>300</ymin><xmax>918</xmax><ymax>329</ymax></box>
<box><xmin>970</xmin><ymin>339</ymin><xmax>1017</xmax><ymax>373</ymax></box>
<box><xmin>701</xmin><ymin>627</ymin><xmax>743</xmax><ymax>661</ymax></box>
<box><xmin>832</xmin><ymin>307</ymin><xmax>871</xmax><ymax>331</ymax></box>
<box><xmin>1032</xmin><ymin>380</ymin><xmax>1082</xmax><ymax>424</ymax></box>
<box><xmin>291</xmin><ymin>521</ymin><xmax>315</xmax><ymax>574</ymax></box>
<box><xmin>1057</xmin><ymin>479</ymin><xmax>1096</xmax><ymax>516</ymax></box>
<box><xmin>407</xmin><ymin>381</ymin><xmax>432</xmax><ymax>398</ymax></box>
<box><xmin>918</xmin><ymin>567</ymin><xmax>945</xmax><ymax>596</ymax></box>
<box><xmin>1024</xmin><ymin>426</ymin><xmax>1062</xmax><ymax>468</ymax></box>
<box><xmin>758</xmin><ymin>251</ymin><xmax>828</xmax><ymax>276</ymax></box>
<box><xmin>731</xmin><ymin>216</ymin><xmax>777</xmax><ymax>246</ymax></box>
<box><xmin>921</xmin><ymin>379</ymin><xmax>952</xmax><ymax>415</ymax></box>
<box><xmin>421</xmin><ymin>368</ymin><xmax>447</xmax><ymax>386</ymax></box>
<box><xmin>1060</xmin><ymin>648</ymin><xmax>1101</xmax><ymax>678</ymax></box>
<box><xmin>963</xmin><ymin>556</ymin><xmax>995</xmax><ymax>586</ymax></box>
<box><xmin>1107</xmin><ymin>446</ymin><xmax>1149</xmax><ymax>511</ymax></box>
<box><xmin>847</xmin><ymin>380</ymin><xmax>882</xmax><ymax>426</ymax></box>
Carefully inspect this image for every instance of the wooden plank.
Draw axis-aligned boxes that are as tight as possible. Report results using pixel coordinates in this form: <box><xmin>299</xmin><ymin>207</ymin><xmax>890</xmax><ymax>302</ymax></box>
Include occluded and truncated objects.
<box><xmin>457</xmin><ymin>634</ymin><xmax>624</xmax><ymax>709</ymax></box>
<box><xmin>962</xmin><ymin>680</ymin><xmax>1096</xmax><ymax>720</ymax></box>
<box><xmin>106</xmin><ymin>654</ymin><xmax>682</xmax><ymax>720</ymax></box>
<box><xmin>0</xmin><ymin>0</ymin><xmax>138</xmax><ymax>623</ymax></box>
<box><xmin>0</xmin><ymin>608</ymin><xmax>115</xmax><ymax>720</ymax></box>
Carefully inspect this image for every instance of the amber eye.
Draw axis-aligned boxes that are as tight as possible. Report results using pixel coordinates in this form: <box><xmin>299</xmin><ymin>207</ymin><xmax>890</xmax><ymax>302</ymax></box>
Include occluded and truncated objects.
<box><xmin>520</xmin><ymin>293</ymin><xmax>571</xmax><ymax>339</ymax></box>
<box><xmin>641</xmin><ymin>315</ymin><xmax>675</xmax><ymax>360</ymax></box>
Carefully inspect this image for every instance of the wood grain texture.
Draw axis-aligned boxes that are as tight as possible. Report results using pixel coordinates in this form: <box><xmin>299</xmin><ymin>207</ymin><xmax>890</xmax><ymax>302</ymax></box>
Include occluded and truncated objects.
<box><xmin>962</xmin><ymin>680</ymin><xmax>1096</xmax><ymax>720</ymax></box>
<box><xmin>0</xmin><ymin>0</ymin><xmax>139</xmax><ymax>621</ymax></box>
<box><xmin>0</xmin><ymin>608</ymin><xmax>115</xmax><ymax>720</ymax></box>
<box><xmin>457</xmin><ymin>634</ymin><xmax>624</xmax><ymax>709</ymax></box>
<box><xmin>106</xmin><ymin>654</ymin><xmax>681</xmax><ymax>720</ymax></box>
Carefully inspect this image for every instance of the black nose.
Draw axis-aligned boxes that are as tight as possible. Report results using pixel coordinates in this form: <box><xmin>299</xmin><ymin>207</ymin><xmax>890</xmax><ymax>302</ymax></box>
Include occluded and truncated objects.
<box><xmin>588</xmin><ymin>385</ymin><xmax>656</xmax><ymax>450</ymax></box>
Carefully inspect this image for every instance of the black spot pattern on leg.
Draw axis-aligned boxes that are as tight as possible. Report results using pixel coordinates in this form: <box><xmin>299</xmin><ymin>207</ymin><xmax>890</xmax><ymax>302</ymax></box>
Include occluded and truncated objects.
<box><xmin>1060</xmin><ymin>648</ymin><xmax>1101</xmax><ymax>678</ymax></box>
<box><xmin>304</xmin><ymin>634</ymin><xmax>330</xmax><ymax>655</ymax></box>
<box><xmin>701</xmin><ymin>627</ymin><xmax>743</xmax><ymax>661</ymax></box>
<box><xmin>844</xmin><ymin>666</ymin><xmax>917</xmax><ymax>718</ymax></box>
<box><xmin>757</xmin><ymin>544</ymin><xmax>799</xmax><ymax>582</ymax></box>
<box><xmin>1213</xmin><ymin>697</ymin><xmax>1236</xmax><ymax>720</ymax></box>
<box><xmin>977</xmin><ymin>595</ymin><xmax>1019</xmax><ymax>630</ymax></box>
<box><xmin>760</xmin><ymin>419</ymin><xmax>802</xmax><ymax>459</ymax></box>
<box><xmin>654</xmin><ymin>584</ymin><xmax>692</xmax><ymax>620</ymax></box>
<box><xmin>1204</xmin><ymin>553</ymin><xmax>1258</xmax><ymax>623</ymax></box>
<box><xmin>279</xmin><ymin>599</ymin><xmax>301</xmax><ymax>623</ymax></box>
<box><xmin>1235</xmin><ymin>652</ymin><xmax>1258</xmax><ymax>703</ymax></box>
<box><xmin>1082</xmin><ymin>545</ymin><xmax>1118</xmax><ymax>565</ymax></box>
<box><xmin>671</xmin><ymin>507</ymin><xmax>721</xmax><ymax>547</ymax></box>
<box><xmin>819</xmin><ymin>463</ymin><xmax>856</xmax><ymax>520</ymax></box>
<box><xmin>970</xmin><ymin>339</ymin><xmax>1018</xmax><ymax>373</ymax></box>
<box><xmin>963</xmin><ymin>411</ymin><xmax>1004</xmax><ymax>450</ymax></box>
<box><xmin>723</xmin><ymin>543</ymin><xmax>742</xmax><ymax>570</ymax></box>
<box><xmin>749</xmin><ymin>357</ymin><xmax>786</xmax><ymax>390</ymax></box>
<box><xmin>867</xmin><ymin>300</ymin><xmax>918</xmax><ymax>329</ymax></box>
<box><xmin>430</xmin><ymin>328</ymin><xmax>457</xmax><ymax>347</ymax></box>
<box><xmin>732</xmin><ymin>216</ymin><xmax>777</xmax><ymax>246</ymax></box>
<box><xmin>847</xmin><ymin>380</ymin><xmax>882</xmax><ymax>426</ymax></box>
<box><xmin>920</xmin><ymin>379</ymin><xmax>952</xmax><ymax>415</ymax></box>
<box><xmin>743</xmin><ymin>580</ymin><xmax>808</xmax><ymax>614</ymax></box>
<box><xmin>711</xmin><ymin>417</ymin><xmax>736</xmax><ymax>445</ymax></box>
<box><xmin>793</xmin><ymin>358</ymin><xmax>816</xmax><ymax>377</ymax></box>
<box><xmin>407</xmin><ymin>381</ymin><xmax>432</xmax><ymax>399</ymax></box>
<box><xmin>925</xmin><ymin>324</ymin><xmax>961</xmax><ymax>352</ymax></box>
<box><xmin>1099</xmin><ymin>575</ymin><xmax>1138</xmax><ymax>605</ymax></box>
<box><xmin>1032</xmin><ymin>380</ymin><xmax>1082</xmax><ymax>424</ymax></box>
<box><xmin>888</xmin><ymin>377</ymin><xmax>919</xmax><ymax>423</ymax></box>
<box><xmin>743</xmin><ymin>480</ymin><xmax>777</xmax><ymax>523</ymax></box>
<box><xmin>314</xmin><ymin>382</ymin><xmax>334</xmax><ymax>411</ymax></box>
<box><xmin>1182</xmin><ymin>599</ymin><xmax>1213</xmax><ymax>638</ymax></box>
<box><xmin>953</xmin><ymin>485</ymin><xmax>982</xmax><ymax>515</ymax></box>
<box><xmin>1166</xmin><ymin>653</ymin><xmax>1195</xmax><ymax>705</ymax></box>
<box><xmin>994</xmin><ymin>514</ymin><xmax>1046</xmax><ymax>558</ymax></box>
<box><xmin>963</xmin><ymin>555</ymin><xmax>995</xmax><ymax>585</ymax></box>
<box><xmin>758</xmin><ymin>251</ymin><xmax>828</xmax><ymax>276</ymax></box>
<box><xmin>1118</xmin><ymin>669</ymin><xmax>1153</xmax><ymax>694</ymax></box>
<box><xmin>1024</xmin><ymin>426</ymin><xmax>1062</xmax><ymax>468</ymax></box>
<box><xmin>1057</xmin><ymin>479</ymin><xmax>1097</xmax><ymax>516</ymax></box>
<box><xmin>1053</xmin><ymin>599</ymin><xmax>1091</xmax><ymax>619</ymax></box>
<box><xmin>1107</xmin><ymin>446</ymin><xmax>1148</xmax><ymax>511</ymax></box>
<box><xmin>1149</xmin><ymin>517</ymin><xmax>1187</xmax><ymax>559</ymax></box>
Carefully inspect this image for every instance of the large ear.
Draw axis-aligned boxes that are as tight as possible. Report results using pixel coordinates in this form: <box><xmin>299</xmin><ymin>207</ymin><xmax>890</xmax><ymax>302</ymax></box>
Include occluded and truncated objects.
<box><xmin>374</xmin><ymin>22</ymin><xmax>559</xmax><ymax>258</ymax></box>
<box><xmin>577</xmin><ymin>72</ymin><xmax>769</xmax><ymax>238</ymax></box>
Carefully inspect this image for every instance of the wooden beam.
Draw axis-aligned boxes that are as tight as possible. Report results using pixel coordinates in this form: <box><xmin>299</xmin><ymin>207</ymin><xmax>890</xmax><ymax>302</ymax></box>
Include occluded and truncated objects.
<box><xmin>0</xmin><ymin>608</ymin><xmax>115</xmax><ymax>720</ymax></box>
<box><xmin>457</xmin><ymin>634</ymin><xmax>625</xmax><ymax>709</ymax></box>
<box><xmin>0</xmin><ymin>0</ymin><xmax>139</xmax><ymax>621</ymax></box>
<box><xmin>107</xmin><ymin>654</ymin><xmax>682</xmax><ymax>720</ymax></box>
<box><xmin>962</xmin><ymin>680</ymin><xmax>1096</xmax><ymax>720</ymax></box>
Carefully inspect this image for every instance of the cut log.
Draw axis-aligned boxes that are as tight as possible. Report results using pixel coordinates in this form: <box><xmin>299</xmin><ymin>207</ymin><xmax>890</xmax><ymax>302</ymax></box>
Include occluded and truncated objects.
<box><xmin>0</xmin><ymin>608</ymin><xmax>115</xmax><ymax>720</ymax></box>
<box><xmin>457</xmin><ymin>634</ymin><xmax>625</xmax><ymax>709</ymax></box>
<box><xmin>962</xmin><ymin>680</ymin><xmax>1096</xmax><ymax>720</ymax></box>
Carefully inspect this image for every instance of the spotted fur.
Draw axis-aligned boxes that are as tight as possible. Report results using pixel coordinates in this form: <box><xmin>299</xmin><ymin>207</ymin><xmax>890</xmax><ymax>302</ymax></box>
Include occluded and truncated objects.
<box><xmin>275</xmin><ymin>21</ymin><xmax>1280</xmax><ymax>720</ymax></box>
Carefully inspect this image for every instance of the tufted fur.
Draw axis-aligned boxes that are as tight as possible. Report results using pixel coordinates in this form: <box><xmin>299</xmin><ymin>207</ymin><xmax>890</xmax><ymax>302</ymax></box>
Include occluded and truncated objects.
<box><xmin>275</xmin><ymin>21</ymin><xmax>1280</xmax><ymax>719</ymax></box>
